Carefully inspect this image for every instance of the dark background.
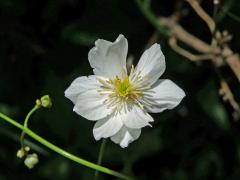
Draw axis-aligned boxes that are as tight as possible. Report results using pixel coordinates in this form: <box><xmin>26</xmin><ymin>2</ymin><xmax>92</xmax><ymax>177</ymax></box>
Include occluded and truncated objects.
<box><xmin>0</xmin><ymin>0</ymin><xmax>240</xmax><ymax>179</ymax></box>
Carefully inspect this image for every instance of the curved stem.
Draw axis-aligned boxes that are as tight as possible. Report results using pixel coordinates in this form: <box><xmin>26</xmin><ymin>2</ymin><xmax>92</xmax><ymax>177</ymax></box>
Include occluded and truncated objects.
<box><xmin>20</xmin><ymin>105</ymin><xmax>40</xmax><ymax>147</ymax></box>
<box><xmin>94</xmin><ymin>139</ymin><xmax>107</xmax><ymax>180</ymax></box>
<box><xmin>0</xmin><ymin>112</ymin><xmax>133</xmax><ymax>180</ymax></box>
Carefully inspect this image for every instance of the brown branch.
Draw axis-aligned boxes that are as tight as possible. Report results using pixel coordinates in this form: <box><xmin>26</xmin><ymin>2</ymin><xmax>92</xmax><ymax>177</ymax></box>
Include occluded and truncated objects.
<box><xmin>219</xmin><ymin>80</ymin><xmax>240</xmax><ymax>120</ymax></box>
<box><xmin>168</xmin><ymin>37</ymin><xmax>213</xmax><ymax>61</ymax></box>
<box><xmin>158</xmin><ymin>16</ymin><xmax>240</xmax><ymax>82</ymax></box>
<box><xmin>160</xmin><ymin>8</ymin><xmax>240</xmax><ymax>118</ymax></box>
<box><xmin>186</xmin><ymin>0</ymin><xmax>216</xmax><ymax>33</ymax></box>
<box><xmin>136</xmin><ymin>0</ymin><xmax>240</xmax><ymax>120</ymax></box>
<box><xmin>159</xmin><ymin>17</ymin><xmax>219</xmax><ymax>54</ymax></box>
<box><xmin>225</xmin><ymin>53</ymin><xmax>240</xmax><ymax>82</ymax></box>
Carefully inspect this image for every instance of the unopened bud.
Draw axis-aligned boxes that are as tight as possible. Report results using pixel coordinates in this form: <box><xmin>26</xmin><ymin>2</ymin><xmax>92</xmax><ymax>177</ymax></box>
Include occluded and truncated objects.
<box><xmin>40</xmin><ymin>95</ymin><xmax>52</xmax><ymax>108</ymax></box>
<box><xmin>16</xmin><ymin>146</ymin><xmax>30</xmax><ymax>158</ymax></box>
<box><xmin>24</xmin><ymin>153</ymin><xmax>39</xmax><ymax>169</ymax></box>
<box><xmin>16</xmin><ymin>148</ymin><xmax>25</xmax><ymax>158</ymax></box>
<box><xmin>35</xmin><ymin>99</ymin><xmax>41</xmax><ymax>107</ymax></box>
<box><xmin>24</xmin><ymin>146</ymin><xmax>30</xmax><ymax>152</ymax></box>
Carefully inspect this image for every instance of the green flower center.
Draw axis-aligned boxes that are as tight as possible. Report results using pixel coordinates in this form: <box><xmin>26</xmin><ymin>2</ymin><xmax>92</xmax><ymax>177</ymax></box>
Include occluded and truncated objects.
<box><xmin>97</xmin><ymin>70</ymin><xmax>145</xmax><ymax>110</ymax></box>
<box><xmin>113</xmin><ymin>76</ymin><xmax>131</xmax><ymax>97</ymax></box>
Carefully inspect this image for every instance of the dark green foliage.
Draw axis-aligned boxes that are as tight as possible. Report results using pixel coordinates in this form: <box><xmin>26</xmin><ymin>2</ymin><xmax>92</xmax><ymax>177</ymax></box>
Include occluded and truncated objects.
<box><xmin>0</xmin><ymin>0</ymin><xmax>240</xmax><ymax>179</ymax></box>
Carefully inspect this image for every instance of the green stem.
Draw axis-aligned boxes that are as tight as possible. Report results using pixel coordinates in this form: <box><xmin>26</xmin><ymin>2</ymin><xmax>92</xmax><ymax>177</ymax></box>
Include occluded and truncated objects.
<box><xmin>135</xmin><ymin>0</ymin><xmax>170</xmax><ymax>37</ymax></box>
<box><xmin>20</xmin><ymin>105</ymin><xmax>40</xmax><ymax>147</ymax></box>
<box><xmin>0</xmin><ymin>112</ymin><xmax>133</xmax><ymax>180</ymax></box>
<box><xmin>94</xmin><ymin>139</ymin><xmax>107</xmax><ymax>180</ymax></box>
<box><xmin>227</xmin><ymin>11</ymin><xmax>240</xmax><ymax>23</ymax></box>
<box><xmin>215</xmin><ymin>0</ymin><xmax>235</xmax><ymax>23</ymax></box>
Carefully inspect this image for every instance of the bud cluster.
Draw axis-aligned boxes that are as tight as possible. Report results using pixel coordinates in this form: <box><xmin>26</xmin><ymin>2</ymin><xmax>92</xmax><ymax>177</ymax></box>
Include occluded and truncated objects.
<box><xmin>16</xmin><ymin>146</ymin><xmax>39</xmax><ymax>169</ymax></box>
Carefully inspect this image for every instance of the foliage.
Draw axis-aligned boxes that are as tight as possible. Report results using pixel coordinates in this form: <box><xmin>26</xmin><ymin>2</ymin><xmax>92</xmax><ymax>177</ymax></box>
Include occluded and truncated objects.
<box><xmin>0</xmin><ymin>0</ymin><xmax>240</xmax><ymax>179</ymax></box>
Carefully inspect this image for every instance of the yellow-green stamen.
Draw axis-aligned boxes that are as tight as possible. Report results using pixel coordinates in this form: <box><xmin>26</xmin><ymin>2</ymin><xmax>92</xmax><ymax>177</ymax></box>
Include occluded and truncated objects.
<box><xmin>98</xmin><ymin>67</ymin><xmax>146</xmax><ymax>112</ymax></box>
<box><xmin>113</xmin><ymin>76</ymin><xmax>131</xmax><ymax>98</ymax></box>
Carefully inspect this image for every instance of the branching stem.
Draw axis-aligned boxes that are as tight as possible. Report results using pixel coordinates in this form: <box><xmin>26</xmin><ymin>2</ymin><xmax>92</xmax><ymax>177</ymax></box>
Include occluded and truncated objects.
<box><xmin>0</xmin><ymin>112</ymin><xmax>133</xmax><ymax>180</ymax></box>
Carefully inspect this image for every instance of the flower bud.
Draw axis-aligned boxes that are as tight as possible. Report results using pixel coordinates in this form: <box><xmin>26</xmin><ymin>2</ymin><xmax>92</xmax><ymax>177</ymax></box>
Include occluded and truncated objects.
<box><xmin>35</xmin><ymin>99</ymin><xmax>41</xmax><ymax>107</ymax></box>
<box><xmin>24</xmin><ymin>146</ymin><xmax>30</xmax><ymax>152</ymax></box>
<box><xmin>40</xmin><ymin>95</ymin><xmax>52</xmax><ymax>108</ymax></box>
<box><xmin>16</xmin><ymin>148</ymin><xmax>25</xmax><ymax>159</ymax></box>
<box><xmin>24</xmin><ymin>153</ymin><xmax>39</xmax><ymax>169</ymax></box>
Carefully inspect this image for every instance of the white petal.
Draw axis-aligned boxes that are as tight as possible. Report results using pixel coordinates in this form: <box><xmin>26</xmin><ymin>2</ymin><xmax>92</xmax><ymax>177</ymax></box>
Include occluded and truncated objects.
<box><xmin>142</xmin><ymin>79</ymin><xmax>185</xmax><ymax>113</ymax></box>
<box><xmin>110</xmin><ymin>126</ymin><xmax>141</xmax><ymax>148</ymax></box>
<box><xmin>73</xmin><ymin>89</ymin><xmax>112</xmax><ymax>121</ymax></box>
<box><xmin>64</xmin><ymin>75</ymin><xmax>100</xmax><ymax>103</ymax></box>
<box><xmin>134</xmin><ymin>44</ymin><xmax>165</xmax><ymax>85</ymax></box>
<box><xmin>121</xmin><ymin>105</ymin><xmax>153</xmax><ymax>129</ymax></box>
<box><xmin>93</xmin><ymin>114</ymin><xmax>123</xmax><ymax>140</ymax></box>
<box><xmin>88</xmin><ymin>34</ymin><xmax>128</xmax><ymax>79</ymax></box>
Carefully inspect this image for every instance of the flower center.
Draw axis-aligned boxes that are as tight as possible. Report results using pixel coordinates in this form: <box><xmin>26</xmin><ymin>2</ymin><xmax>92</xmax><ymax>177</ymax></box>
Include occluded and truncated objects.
<box><xmin>113</xmin><ymin>76</ymin><xmax>131</xmax><ymax>97</ymax></box>
<box><xmin>111</xmin><ymin>76</ymin><xmax>142</xmax><ymax>102</ymax></box>
<box><xmin>97</xmin><ymin>68</ymin><xmax>146</xmax><ymax>112</ymax></box>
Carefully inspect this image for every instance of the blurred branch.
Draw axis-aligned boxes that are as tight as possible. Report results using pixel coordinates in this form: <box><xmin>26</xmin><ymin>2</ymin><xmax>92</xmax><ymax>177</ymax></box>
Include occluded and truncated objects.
<box><xmin>135</xmin><ymin>0</ymin><xmax>240</xmax><ymax>119</ymax></box>
<box><xmin>219</xmin><ymin>80</ymin><xmax>240</xmax><ymax>121</ymax></box>
<box><xmin>185</xmin><ymin>0</ymin><xmax>216</xmax><ymax>33</ymax></box>
<box><xmin>223</xmin><ymin>48</ymin><xmax>240</xmax><ymax>81</ymax></box>
<box><xmin>159</xmin><ymin>17</ymin><xmax>218</xmax><ymax>54</ymax></box>
<box><xmin>168</xmin><ymin>37</ymin><xmax>213</xmax><ymax>61</ymax></box>
<box><xmin>219</xmin><ymin>80</ymin><xmax>240</xmax><ymax>111</ymax></box>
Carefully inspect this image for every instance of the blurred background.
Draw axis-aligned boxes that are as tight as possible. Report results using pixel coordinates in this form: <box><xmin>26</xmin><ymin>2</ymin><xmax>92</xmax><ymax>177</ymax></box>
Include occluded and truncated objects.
<box><xmin>0</xmin><ymin>0</ymin><xmax>240</xmax><ymax>179</ymax></box>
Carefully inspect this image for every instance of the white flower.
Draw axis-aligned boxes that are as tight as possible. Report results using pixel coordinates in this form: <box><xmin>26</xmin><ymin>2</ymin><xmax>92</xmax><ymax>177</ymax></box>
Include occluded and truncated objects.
<box><xmin>65</xmin><ymin>34</ymin><xmax>185</xmax><ymax>148</ymax></box>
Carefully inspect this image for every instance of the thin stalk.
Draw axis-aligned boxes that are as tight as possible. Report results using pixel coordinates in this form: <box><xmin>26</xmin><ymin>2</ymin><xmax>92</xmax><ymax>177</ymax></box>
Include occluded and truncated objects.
<box><xmin>20</xmin><ymin>105</ymin><xmax>40</xmax><ymax>147</ymax></box>
<box><xmin>0</xmin><ymin>112</ymin><xmax>133</xmax><ymax>180</ymax></box>
<box><xmin>94</xmin><ymin>139</ymin><xmax>107</xmax><ymax>180</ymax></box>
